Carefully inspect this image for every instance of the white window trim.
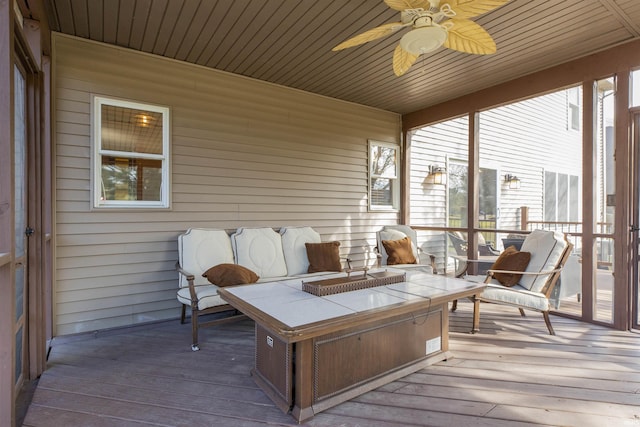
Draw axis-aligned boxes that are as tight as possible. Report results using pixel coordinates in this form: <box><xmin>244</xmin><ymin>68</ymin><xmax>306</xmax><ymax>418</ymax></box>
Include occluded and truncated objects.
<box><xmin>368</xmin><ymin>140</ymin><xmax>400</xmax><ymax>212</ymax></box>
<box><xmin>567</xmin><ymin>87</ymin><xmax>581</xmax><ymax>132</ymax></box>
<box><xmin>92</xmin><ymin>96</ymin><xmax>170</xmax><ymax>209</ymax></box>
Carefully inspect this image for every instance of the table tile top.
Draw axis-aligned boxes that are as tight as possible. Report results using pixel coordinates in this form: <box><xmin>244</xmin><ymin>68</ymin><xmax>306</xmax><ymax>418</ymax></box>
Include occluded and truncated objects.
<box><xmin>222</xmin><ymin>268</ymin><xmax>483</xmax><ymax>328</ymax></box>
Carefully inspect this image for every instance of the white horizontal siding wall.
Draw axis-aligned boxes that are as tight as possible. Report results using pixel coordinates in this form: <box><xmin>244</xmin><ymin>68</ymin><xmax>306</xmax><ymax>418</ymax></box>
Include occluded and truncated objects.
<box><xmin>53</xmin><ymin>34</ymin><xmax>401</xmax><ymax>336</ymax></box>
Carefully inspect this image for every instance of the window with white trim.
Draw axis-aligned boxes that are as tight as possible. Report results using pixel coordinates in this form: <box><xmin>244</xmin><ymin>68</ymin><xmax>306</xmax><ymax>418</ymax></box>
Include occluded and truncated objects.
<box><xmin>92</xmin><ymin>97</ymin><xmax>170</xmax><ymax>208</ymax></box>
<box><xmin>369</xmin><ymin>140</ymin><xmax>399</xmax><ymax>211</ymax></box>
<box><xmin>544</xmin><ymin>171</ymin><xmax>580</xmax><ymax>222</ymax></box>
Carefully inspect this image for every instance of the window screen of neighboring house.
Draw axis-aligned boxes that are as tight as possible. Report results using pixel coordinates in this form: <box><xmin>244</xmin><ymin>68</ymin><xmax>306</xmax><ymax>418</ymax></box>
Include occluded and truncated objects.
<box><xmin>545</xmin><ymin>171</ymin><xmax>579</xmax><ymax>222</ymax></box>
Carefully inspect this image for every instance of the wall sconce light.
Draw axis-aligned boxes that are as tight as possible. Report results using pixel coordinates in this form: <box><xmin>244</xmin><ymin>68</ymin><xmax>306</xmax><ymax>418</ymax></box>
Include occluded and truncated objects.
<box><xmin>504</xmin><ymin>174</ymin><xmax>521</xmax><ymax>189</ymax></box>
<box><xmin>424</xmin><ymin>165</ymin><xmax>447</xmax><ymax>185</ymax></box>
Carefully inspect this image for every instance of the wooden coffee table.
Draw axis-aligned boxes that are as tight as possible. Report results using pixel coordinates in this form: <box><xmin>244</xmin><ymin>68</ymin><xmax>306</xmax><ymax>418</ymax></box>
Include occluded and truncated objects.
<box><xmin>218</xmin><ymin>268</ymin><xmax>485</xmax><ymax>422</ymax></box>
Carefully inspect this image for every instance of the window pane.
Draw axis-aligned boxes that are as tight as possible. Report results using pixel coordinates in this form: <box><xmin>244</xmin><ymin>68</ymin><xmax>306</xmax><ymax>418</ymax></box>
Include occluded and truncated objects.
<box><xmin>479</xmin><ymin>168</ymin><xmax>497</xmax><ymax>224</ymax></box>
<box><xmin>632</xmin><ymin>69</ymin><xmax>640</xmax><ymax>107</ymax></box>
<box><xmin>448</xmin><ymin>163</ymin><xmax>468</xmax><ymax>227</ymax></box>
<box><xmin>101</xmin><ymin>105</ymin><xmax>163</xmax><ymax>154</ymax></box>
<box><xmin>569</xmin><ymin>175</ymin><xmax>579</xmax><ymax>221</ymax></box>
<box><xmin>545</xmin><ymin>171</ymin><xmax>557</xmax><ymax>222</ymax></box>
<box><xmin>369</xmin><ymin>141</ymin><xmax>399</xmax><ymax>210</ymax></box>
<box><xmin>595</xmin><ymin>237</ymin><xmax>614</xmax><ymax>324</ymax></box>
<box><xmin>371</xmin><ymin>145</ymin><xmax>397</xmax><ymax>178</ymax></box>
<box><xmin>15</xmin><ymin>326</ymin><xmax>23</xmax><ymax>385</ymax></box>
<box><xmin>101</xmin><ymin>157</ymin><xmax>163</xmax><ymax>201</ymax></box>
<box><xmin>558</xmin><ymin>173</ymin><xmax>568</xmax><ymax>222</ymax></box>
<box><xmin>14</xmin><ymin>66</ymin><xmax>26</xmax><ymax>258</ymax></box>
<box><xmin>596</xmin><ymin>77</ymin><xmax>615</xmax><ymax>234</ymax></box>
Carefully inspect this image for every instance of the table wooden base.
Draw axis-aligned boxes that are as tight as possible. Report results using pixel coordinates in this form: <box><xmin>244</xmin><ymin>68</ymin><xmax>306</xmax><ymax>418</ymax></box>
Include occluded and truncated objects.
<box><xmin>252</xmin><ymin>303</ymin><xmax>449</xmax><ymax>422</ymax></box>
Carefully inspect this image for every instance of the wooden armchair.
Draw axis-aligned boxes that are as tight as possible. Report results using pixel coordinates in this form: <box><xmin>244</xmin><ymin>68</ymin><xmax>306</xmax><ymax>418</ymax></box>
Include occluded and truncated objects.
<box><xmin>471</xmin><ymin>229</ymin><xmax>573</xmax><ymax>335</ymax></box>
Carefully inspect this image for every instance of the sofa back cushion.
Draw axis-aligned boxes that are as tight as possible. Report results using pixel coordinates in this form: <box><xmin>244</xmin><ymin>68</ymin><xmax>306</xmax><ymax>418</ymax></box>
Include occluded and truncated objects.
<box><xmin>178</xmin><ymin>228</ymin><xmax>234</xmax><ymax>288</ymax></box>
<box><xmin>231</xmin><ymin>227</ymin><xmax>288</xmax><ymax>278</ymax></box>
<box><xmin>519</xmin><ymin>229</ymin><xmax>567</xmax><ymax>292</ymax></box>
<box><xmin>279</xmin><ymin>226</ymin><xmax>321</xmax><ymax>275</ymax></box>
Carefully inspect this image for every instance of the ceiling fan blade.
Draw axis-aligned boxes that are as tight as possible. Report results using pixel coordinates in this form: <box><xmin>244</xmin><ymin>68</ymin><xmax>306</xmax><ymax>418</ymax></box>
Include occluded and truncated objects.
<box><xmin>332</xmin><ymin>22</ymin><xmax>404</xmax><ymax>51</ymax></box>
<box><xmin>441</xmin><ymin>0</ymin><xmax>510</xmax><ymax>19</ymax></box>
<box><xmin>393</xmin><ymin>45</ymin><xmax>419</xmax><ymax>76</ymax></box>
<box><xmin>384</xmin><ymin>0</ymin><xmax>433</xmax><ymax>11</ymax></box>
<box><xmin>444</xmin><ymin>18</ymin><xmax>496</xmax><ymax>54</ymax></box>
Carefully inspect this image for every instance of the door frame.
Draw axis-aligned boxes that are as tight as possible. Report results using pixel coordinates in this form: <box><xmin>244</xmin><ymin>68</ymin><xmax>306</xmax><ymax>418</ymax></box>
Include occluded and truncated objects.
<box><xmin>630</xmin><ymin>110</ymin><xmax>640</xmax><ymax>329</ymax></box>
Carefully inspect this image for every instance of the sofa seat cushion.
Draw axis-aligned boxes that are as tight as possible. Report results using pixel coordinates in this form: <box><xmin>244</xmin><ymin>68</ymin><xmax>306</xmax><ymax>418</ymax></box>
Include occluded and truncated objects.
<box><xmin>280</xmin><ymin>226</ymin><xmax>321</xmax><ymax>276</ymax></box>
<box><xmin>232</xmin><ymin>228</ymin><xmax>288</xmax><ymax>278</ymax></box>
<box><xmin>177</xmin><ymin>285</ymin><xmax>226</xmax><ymax>310</ymax></box>
<box><xmin>178</xmin><ymin>228</ymin><xmax>235</xmax><ymax>288</ymax></box>
<box><xmin>202</xmin><ymin>263</ymin><xmax>259</xmax><ymax>287</ymax></box>
<box><xmin>480</xmin><ymin>283</ymin><xmax>550</xmax><ymax>311</ymax></box>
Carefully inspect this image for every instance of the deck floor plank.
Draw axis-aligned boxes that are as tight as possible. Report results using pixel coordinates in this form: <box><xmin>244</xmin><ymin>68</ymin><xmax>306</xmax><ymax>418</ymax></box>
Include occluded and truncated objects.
<box><xmin>23</xmin><ymin>302</ymin><xmax>640</xmax><ymax>427</ymax></box>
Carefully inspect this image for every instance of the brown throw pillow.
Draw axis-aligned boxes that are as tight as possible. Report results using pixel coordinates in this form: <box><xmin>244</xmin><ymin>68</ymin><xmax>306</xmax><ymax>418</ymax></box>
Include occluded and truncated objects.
<box><xmin>382</xmin><ymin>237</ymin><xmax>417</xmax><ymax>265</ymax></box>
<box><xmin>202</xmin><ymin>263</ymin><xmax>259</xmax><ymax>287</ymax></box>
<box><xmin>305</xmin><ymin>241</ymin><xmax>342</xmax><ymax>273</ymax></box>
<box><xmin>490</xmin><ymin>246</ymin><xmax>531</xmax><ymax>287</ymax></box>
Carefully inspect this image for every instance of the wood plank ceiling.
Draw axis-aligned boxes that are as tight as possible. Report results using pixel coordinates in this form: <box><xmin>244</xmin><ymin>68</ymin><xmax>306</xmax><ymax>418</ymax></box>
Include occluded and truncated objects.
<box><xmin>45</xmin><ymin>0</ymin><xmax>640</xmax><ymax>114</ymax></box>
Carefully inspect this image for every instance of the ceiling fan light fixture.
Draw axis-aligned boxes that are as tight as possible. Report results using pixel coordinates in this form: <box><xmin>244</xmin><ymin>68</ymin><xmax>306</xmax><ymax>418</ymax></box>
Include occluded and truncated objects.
<box><xmin>399</xmin><ymin>25</ymin><xmax>447</xmax><ymax>55</ymax></box>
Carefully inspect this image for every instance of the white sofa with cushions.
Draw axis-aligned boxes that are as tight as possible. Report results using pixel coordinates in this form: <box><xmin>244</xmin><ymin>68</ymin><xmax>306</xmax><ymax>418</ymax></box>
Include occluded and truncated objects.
<box><xmin>176</xmin><ymin>226</ymin><xmax>348</xmax><ymax>350</ymax></box>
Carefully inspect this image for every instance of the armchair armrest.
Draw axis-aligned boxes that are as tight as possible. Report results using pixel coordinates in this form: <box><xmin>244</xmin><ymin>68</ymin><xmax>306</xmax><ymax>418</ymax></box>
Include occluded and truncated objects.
<box><xmin>373</xmin><ymin>246</ymin><xmax>383</xmax><ymax>268</ymax></box>
<box><xmin>175</xmin><ymin>261</ymin><xmax>195</xmax><ymax>281</ymax></box>
<box><xmin>487</xmin><ymin>268</ymin><xmax>562</xmax><ymax>276</ymax></box>
<box><xmin>176</xmin><ymin>261</ymin><xmax>198</xmax><ymax>303</ymax></box>
<box><xmin>417</xmin><ymin>247</ymin><xmax>437</xmax><ymax>274</ymax></box>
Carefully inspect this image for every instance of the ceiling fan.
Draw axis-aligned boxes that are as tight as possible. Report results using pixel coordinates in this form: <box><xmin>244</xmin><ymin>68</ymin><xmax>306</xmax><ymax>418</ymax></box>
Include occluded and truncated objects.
<box><xmin>332</xmin><ymin>0</ymin><xmax>510</xmax><ymax>76</ymax></box>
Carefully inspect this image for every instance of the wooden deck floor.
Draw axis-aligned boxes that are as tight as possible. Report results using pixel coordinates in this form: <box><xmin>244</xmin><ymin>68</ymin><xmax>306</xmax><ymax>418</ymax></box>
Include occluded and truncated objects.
<box><xmin>23</xmin><ymin>301</ymin><xmax>640</xmax><ymax>427</ymax></box>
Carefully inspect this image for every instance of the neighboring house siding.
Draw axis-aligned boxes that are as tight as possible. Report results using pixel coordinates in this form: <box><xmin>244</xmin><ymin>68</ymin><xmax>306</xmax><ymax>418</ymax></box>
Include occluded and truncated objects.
<box><xmin>409</xmin><ymin>91</ymin><xmax>582</xmax><ymax>265</ymax></box>
<box><xmin>53</xmin><ymin>34</ymin><xmax>401</xmax><ymax>336</ymax></box>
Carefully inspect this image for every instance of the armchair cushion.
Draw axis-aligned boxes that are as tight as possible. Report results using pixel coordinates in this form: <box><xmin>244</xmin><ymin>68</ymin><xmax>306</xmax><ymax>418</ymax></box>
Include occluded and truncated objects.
<box><xmin>382</xmin><ymin>237</ymin><xmax>417</xmax><ymax>265</ymax></box>
<box><xmin>490</xmin><ymin>246</ymin><xmax>531</xmax><ymax>286</ymax></box>
<box><xmin>519</xmin><ymin>230</ymin><xmax>567</xmax><ymax>292</ymax></box>
<box><xmin>305</xmin><ymin>241</ymin><xmax>342</xmax><ymax>273</ymax></box>
<box><xmin>202</xmin><ymin>263</ymin><xmax>259</xmax><ymax>287</ymax></box>
<box><xmin>480</xmin><ymin>283</ymin><xmax>550</xmax><ymax>311</ymax></box>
